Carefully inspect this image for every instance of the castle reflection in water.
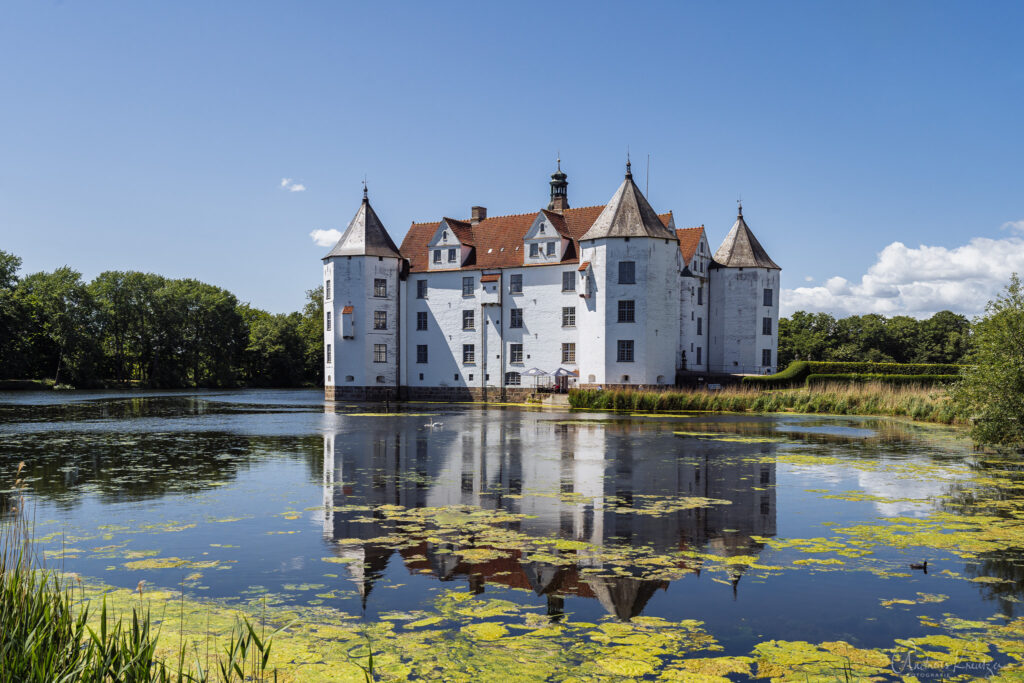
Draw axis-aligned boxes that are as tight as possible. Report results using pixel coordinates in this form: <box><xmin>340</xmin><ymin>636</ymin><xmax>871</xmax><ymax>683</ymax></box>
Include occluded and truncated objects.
<box><xmin>319</xmin><ymin>411</ymin><xmax>777</xmax><ymax>620</ymax></box>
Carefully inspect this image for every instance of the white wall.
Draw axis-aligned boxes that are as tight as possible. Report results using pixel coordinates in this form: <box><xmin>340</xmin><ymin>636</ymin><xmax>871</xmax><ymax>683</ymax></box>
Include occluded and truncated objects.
<box><xmin>708</xmin><ymin>267</ymin><xmax>779</xmax><ymax>374</ymax></box>
<box><xmin>403</xmin><ymin>264</ymin><xmax>581</xmax><ymax>390</ymax></box>
<box><xmin>324</xmin><ymin>255</ymin><xmax>401</xmax><ymax>388</ymax></box>
<box><xmin>577</xmin><ymin>237</ymin><xmax>680</xmax><ymax>385</ymax></box>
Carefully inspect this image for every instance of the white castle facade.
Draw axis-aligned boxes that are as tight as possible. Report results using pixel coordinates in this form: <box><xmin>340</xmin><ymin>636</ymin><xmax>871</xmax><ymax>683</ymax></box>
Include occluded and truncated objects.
<box><xmin>322</xmin><ymin>162</ymin><xmax>780</xmax><ymax>401</ymax></box>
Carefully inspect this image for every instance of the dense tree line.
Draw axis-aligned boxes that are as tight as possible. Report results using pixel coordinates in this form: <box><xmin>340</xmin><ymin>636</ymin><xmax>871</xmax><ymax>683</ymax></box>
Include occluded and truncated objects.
<box><xmin>0</xmin><ymin>250</ymin><xmax>323</xmax><ymax>388</ymax></box>
<box><xmin>778</xmin><ymin>310</ymin><xmax>970</xmax><ymax>368</ymax></box>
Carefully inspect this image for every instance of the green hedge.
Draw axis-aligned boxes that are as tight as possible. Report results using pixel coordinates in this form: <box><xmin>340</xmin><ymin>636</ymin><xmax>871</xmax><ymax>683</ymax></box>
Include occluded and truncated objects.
<box><xmin>743</xmin><ymin>361</ymin><xmax>965</xmax><ymax>388</ymax></box>
<box><xmin>805</xmin><ymin>373</ymin><xmax>960</xmax><ymax>387</ymax></box>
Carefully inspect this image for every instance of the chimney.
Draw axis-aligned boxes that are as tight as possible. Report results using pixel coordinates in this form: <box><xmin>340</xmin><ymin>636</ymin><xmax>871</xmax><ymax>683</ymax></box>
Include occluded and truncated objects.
<box><xmin>471</xmin><ymin>206</ymin><xmax>487</xmax><ymax>225</ymax></box>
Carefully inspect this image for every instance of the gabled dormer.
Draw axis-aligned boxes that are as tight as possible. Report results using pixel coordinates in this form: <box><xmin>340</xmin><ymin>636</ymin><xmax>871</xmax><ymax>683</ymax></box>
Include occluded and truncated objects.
<box><xmin>427</xmin><ymin>218</ymin><xmax>474</xmax><ymax>270</ymax></box>
<box><xmin>522</xmin><ymin>210</ymin><xmax>570</xmax><ymax>264</ymax></box>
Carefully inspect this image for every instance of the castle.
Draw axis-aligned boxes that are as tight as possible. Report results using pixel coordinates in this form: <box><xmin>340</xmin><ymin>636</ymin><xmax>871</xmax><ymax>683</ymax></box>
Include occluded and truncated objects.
<box><xmin>322</xmin><ymin>161</ymin><xmax>780</xmax><ymax>401</ymax></box>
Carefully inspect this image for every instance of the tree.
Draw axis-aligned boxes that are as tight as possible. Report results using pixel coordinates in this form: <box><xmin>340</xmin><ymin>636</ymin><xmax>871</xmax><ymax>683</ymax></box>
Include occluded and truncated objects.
<box><xmin>915</xmin><ymin>310</ymin><xmax>970</xmax><ymax>364</ymax></box>
<box><xmin>953</xmin><ymin>275</ymin><xmax>1024</xmax><ymax>447</ymax></box>
<box><xmin>0</xmin><ymin>251</ymin><xmax>24</xmax><ymax>378</ymax></box>
<box><xmin>299</xmin><ymin>285</ymin><xmax>324</xmax><ymax>385</ymax></box>
<box><xmin>15</xmin><ymin>267</ymin><xmax>100</xmax><ymax>385</ymax></box>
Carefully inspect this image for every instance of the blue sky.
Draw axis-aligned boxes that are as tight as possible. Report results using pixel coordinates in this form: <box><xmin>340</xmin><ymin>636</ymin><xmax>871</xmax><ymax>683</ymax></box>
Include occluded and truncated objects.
<box><xmin>2</xmin><ymin>1</ymin><xmax>1022</xmax><ymax>316</ymax></box>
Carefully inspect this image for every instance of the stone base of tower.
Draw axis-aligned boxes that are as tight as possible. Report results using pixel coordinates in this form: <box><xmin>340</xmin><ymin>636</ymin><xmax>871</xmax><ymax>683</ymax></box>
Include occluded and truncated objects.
<box><xmin>324</xmin><ymin>386</ymin><xmax>400</xmax><ymax>402</ymax></box>
<box><xmin>325</xmin><ymin>385</ymin><xmax>535</xmax><ymax>403</ymax></box>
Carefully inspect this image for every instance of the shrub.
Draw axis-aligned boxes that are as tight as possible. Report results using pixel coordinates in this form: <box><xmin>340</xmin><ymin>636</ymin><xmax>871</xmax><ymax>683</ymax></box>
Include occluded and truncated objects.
<box><xmin>805</xmin><ymin>373</ymin><xmax>960</xmax><ymax>387</ymax></box>
<box><xmin>744</xmin><ymin>361</ymin><xmax>965</xmax><ymax>388</ymax></box>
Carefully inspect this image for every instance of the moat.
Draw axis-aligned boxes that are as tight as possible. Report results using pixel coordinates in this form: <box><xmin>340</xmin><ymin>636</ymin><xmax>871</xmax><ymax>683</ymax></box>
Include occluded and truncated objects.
<box><xmin>1</xmin><ymin>389</ymin><xmax>1022</xmax><ymax>680</ymax></box>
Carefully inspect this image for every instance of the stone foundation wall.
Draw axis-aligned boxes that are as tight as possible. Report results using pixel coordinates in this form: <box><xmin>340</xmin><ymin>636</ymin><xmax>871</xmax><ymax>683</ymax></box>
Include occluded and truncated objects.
<box><xmin>325</xmin><ymin>386</ymin><xmax>400</xmax><ymax>401</ymax></box>
<box><xmin>325</xmin><ymin>386</ymin><xmax>536</xmax><ymax>403</ymax></box>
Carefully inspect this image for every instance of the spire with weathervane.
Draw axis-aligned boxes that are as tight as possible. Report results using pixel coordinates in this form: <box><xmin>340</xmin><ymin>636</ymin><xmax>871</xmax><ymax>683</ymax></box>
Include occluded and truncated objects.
<box><xmin>547</xmin><ymin>156</ymin><xmax>569</xmax><ymax>212</ymax></box>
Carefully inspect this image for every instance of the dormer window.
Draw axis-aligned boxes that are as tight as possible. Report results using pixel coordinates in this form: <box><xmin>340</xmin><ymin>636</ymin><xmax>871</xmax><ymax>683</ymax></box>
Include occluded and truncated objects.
<box><xmin>433</xmin><ymin>250</ymin><xmax>441</xmax><ymax>263</ymax></box>
<box><xmin>529</xmin><ymin>243</ymin><xmax>539</xmax><ymax>258</ymax></box>
<box><xmin>448</xmin><ymin>248</ymin><xmax>457</xmax><ymax>263</ymax></box>
<box><xmin>539</xmin><ymin>224</ymin><xmax>545</xmax><ymax>234</ymax></box>
<box><xmin>442</xmin><ymin>230</ymin><xmax>448</xmax><ymax>241</ymax></box>
<box><xmin>546</xmin><ymin>241</ymin><xmax>555</xmax><ymax>256</ymax></box>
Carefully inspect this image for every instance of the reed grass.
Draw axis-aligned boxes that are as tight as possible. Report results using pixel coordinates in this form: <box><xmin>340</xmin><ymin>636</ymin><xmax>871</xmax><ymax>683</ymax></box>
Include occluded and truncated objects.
<box><xmin>0</xmin><ymin>464</ymin><xmax>280</xmax><ymax>683</ymax></box>
<box><xmin>568</xmin><ymin>382</ymin><xmax>965</xmax><ymax>424</ymax></box>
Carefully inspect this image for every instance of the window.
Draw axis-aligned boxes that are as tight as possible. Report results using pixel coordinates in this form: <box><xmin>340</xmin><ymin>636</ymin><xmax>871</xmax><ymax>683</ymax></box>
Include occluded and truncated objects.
<box><xmin>373</xmin><ymin>344</ymin><xmax>386</xmax><ymax>363</ymax></box>
<box><xmin>763</xmin><ymin>288</ymin><xmax>773</xmax><ymax>306</ymax></box>
<box><xmin>696</xmin><ymin>347</ymin><xmax>702</xmax><ymax>365</ymax></box>
<box><xmin>433</xmin><ymin>250</ymin><xmax>441</xmax><ymax>263</ymax></box>
<box><xmin>762</xmin><ymin>317</ymin><xmax>772</xmax><ymax>335</ymax></box>
<box><xmin>760</xmin><ymin>495</ymin><xmax>770</xmax><ymax>516</ymax></box>
<box><xmin>617</xmin><ymin>340</ymin><xmax>634</xmax><ymax>363</ymax></box>
<box><xmin>417</xmin><ymin>279</ymin><xmax>427</xmax><ymax>298</ymax></box>
<box><xmin>417</xmin><ymin>345</ymin><xmax>428</xmax><ymax>363</ymax></box>
<box><xmin>325</xmin><ymin>311</ymin><xmax>331</xmax><ymax>332</ymax></box>
<box><xmin>562</xmin><ymin>343</ymin><xmax>576</xmax><ymax>364</ymax></box>
<box><xmin>374</xmin><ymin>310</ymin><xmax>387</xmax><ymax>330</ymax></box>
<box><xmin>697</xmin><ymin>286</ymin><xmax>703</xmax><ymax>305</ymax></box>
<box><xmin>509</xmin><ymin>274</ymin><xmax>523</xmax><ymax>294</ymax></box>
<box><xmin>448</xmin><ymin>248</ymin><xmax>457</xmax><ymax>263</ymax></box>
<box><xmin>374</xmin><ymin>278</ymin><xmax>387</xmax><ymax>297</ymax></box>
<box><xmin>463</xmin><ymin>309</ymin><xmax>475</xmax><ymax>330</ymax></box>
<box><xmin>529</xmin><ymin>243</ymin><xmax>539</xmax><ymax>257</ymax></box>
<box><xmin>376</xmin><ymin>375</ymin><xmax>385</xmax><ymax>384</ymax></box>
<box><xmin>462</xmin><ymin>276</ymin><xmax>474</xmax><ymax>296</ymax></box>
<box><xmin>416</xmin><ymin>311</ymin><xmax>427</xmax><ymax>330</ymax></box>
<box><xmin>697</xmin><ymin>317</ymin><xmax>702</xmax><ymax>336</ymax></box>
<box><xmin>562</xmin><ymin>271</ymin><xmax>575</xmax><ymax>291</ymax></box>
<box><xmin>562</xmin><ymin>306</ymin><xmax>575</xmax><ymax>327</ymax></box>
<box><xmin>463</xmin><ymin>344</ymin><xmax>475</xmax><ymax>364</ymax></box>
<box><xmin>325</xmin><ymin>280</ymin><xmax>332</xmax><ymax>300</ymax></box>
<box><xmin>762</xmin><ymin>348</ymin><xmax>772</xmax><ymax>366</ymax></box>
<box><xmin>539</xmin><ymin>224</ymin><xmax>545</xmax><ymax>234</ymax></box>
<box><xmin>618</xmin><ymin>261</ymin><xmax>635</xmax><ymax>284</ymax></box>
<box><xmin>510</xmin><ymin>308</ymin><xmax>523</xmax><ymax>328</ymax></box>
<box><xmin>546</xmin><ymin>241</ymin><xmax>555</xmax><ymax>256</ymax></box>
<box><xmin>509</xmin><ymin>343</ymin><xmax>523</xmax><ymax>364</ymax></box>
<box><xmin>505</xmin><ymin>371</ymin><xmax>521</xmax><ymax>386</ymax></box>
<box><xmin>325</xmin><ymin>344</ymin><xmax>332</xmax><ymax>364</ymax></box>
<box><xmin>618</xmin><ymin>300</ymin><xmax>635</xmax><ymax>323</ymax></box>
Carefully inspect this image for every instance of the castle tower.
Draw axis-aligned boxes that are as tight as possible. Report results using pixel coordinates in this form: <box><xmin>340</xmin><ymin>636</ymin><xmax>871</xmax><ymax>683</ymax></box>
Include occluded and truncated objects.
<box><xmin>708</xmin><ymin>203</ymin><xmax>781</xmax><ymax>374</ymax></box>
<box><xmin>322</xmin><ymin>186</ymin><xmax>404</xmax><ymax>400</ymax></box>
<box><xmin>547</xmin><ymin>158</ymin><xmax>569</xmax><ymax>212</ymax></box>
<box><xmin>576</xmin><ymin>161</ymin><xmax>681</xmax><ymax>387</ymax></box>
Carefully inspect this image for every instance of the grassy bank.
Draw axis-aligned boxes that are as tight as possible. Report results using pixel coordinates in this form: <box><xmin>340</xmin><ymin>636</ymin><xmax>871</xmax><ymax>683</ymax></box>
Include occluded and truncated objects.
<box><xmin>569</xmin><ymin>382</ymin><xmax>964</xmax><ymax>424</ymax></box>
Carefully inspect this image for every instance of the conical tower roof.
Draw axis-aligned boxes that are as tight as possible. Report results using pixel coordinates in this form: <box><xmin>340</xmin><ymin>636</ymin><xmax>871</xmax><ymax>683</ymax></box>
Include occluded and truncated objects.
<box><xmin>579</xmin><ymin>162</ymin><xmax>676</xmax><ymax>241</ymax></box>
<box><xmin>323</xmin><ymin>188</ymin><xmax>402</xmax><ymax>259</ymax></box>
<box><xmin>712</xmin><ymin>205</ymin><xmax>779</xmax><ymax>269</ymax></box>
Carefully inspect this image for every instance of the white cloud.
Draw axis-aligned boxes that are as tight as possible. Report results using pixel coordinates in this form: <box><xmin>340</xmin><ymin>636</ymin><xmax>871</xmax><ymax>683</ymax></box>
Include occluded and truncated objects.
<box><xmin>310</xmin><ymin>228</ymin><xmax>341</xmax><ymax>247</ymax></box>
<box><xmin>782</xmin><ymin>225</ymin><xmax>1024</xmax><ymax>318</ymax></box>
<box><xmin>280</xmin><ymin>178</ymin><xmax>306</xmax><ymax>192</ymax></box>
<box><xmin>804</xmin><ymin>276</ymin><xmax>813</xmax><ymax>282</ymax></box>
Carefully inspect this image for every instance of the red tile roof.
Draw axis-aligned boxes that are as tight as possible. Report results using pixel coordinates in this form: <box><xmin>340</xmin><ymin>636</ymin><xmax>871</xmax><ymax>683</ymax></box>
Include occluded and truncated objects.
<box><xmin>341</xmin><ymin>305</ymin><xmax>354</xmax><ymax>314</ymax></box>
<box><xmin>578</xmin><ymin>261</ymin><xmax>591</xmax><ymax>271</ymax></box>
<box><xmin>400</xmin><ymin>206</ymin><xmax>673</xmax><ymax>273</ymax></box>
<box><xmin>675</xmin><ymin>226</ymin><xmax>705</xmax><ymax>264</ymax></box>
<box><xmin>479</xmin><ymin>273</ymin><xmax>500</xmax><ymax>282</ymax></box>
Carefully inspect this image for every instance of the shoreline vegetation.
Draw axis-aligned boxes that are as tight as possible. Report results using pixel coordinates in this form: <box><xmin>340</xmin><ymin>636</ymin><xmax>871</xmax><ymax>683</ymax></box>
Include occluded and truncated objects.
<box><xmin>0</xmin><ymin>472</ymin><xmax>282</xmax><ymax>683</ymax></box>
<box><xmin>568</xmin><ymin>383</ymin><xmax>964</xmax><ymax>425</ymax></box>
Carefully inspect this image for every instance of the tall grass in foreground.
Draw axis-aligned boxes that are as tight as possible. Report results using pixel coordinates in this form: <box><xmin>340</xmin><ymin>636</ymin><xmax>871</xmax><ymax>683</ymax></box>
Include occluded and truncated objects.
<box><xmin>0</xmin><ymin>463</ymin><xmax>279</xmax><ymax>683</ymax></box>
<box><xmin>569</xmin><ymin>382</ymin><xmax>964</xmax><ymax>424</ymax></box>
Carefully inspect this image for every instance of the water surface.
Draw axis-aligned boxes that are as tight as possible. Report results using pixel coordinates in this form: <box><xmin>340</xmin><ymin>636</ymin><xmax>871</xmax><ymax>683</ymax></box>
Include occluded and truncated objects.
<box><xmin>1</xmin><ymin>390</ymin><xmax>1020</xmax><ymax>680</ymax></box>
